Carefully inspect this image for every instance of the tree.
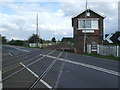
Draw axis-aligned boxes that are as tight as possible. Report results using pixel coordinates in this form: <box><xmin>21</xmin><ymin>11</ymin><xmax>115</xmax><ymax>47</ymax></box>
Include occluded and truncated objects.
<box><xmin>28</xmin><ymin>34</ymin><xmax>40</xmax><ymax>43</ymax></box>
<box><xmin>2</xmin><ymin>36</ymin><xmax>7</xmax><ymax>44</ymax></box>
<box><xmin>9</xmin><ymin>39</ymin><xmax>25</xmax><ymax>46</ymax></box>
<box><xmin>51</xmin><ymin>37</ymin><xmax>56</xmax><ymax>43</ymax></box>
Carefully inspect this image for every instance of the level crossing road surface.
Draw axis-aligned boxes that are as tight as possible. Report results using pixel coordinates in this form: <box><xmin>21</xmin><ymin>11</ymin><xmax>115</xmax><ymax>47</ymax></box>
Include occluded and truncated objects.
<box><xmin>1</xmin><ymin>45</ymin><xmax>120</xmax><ymax>89</ymax></box>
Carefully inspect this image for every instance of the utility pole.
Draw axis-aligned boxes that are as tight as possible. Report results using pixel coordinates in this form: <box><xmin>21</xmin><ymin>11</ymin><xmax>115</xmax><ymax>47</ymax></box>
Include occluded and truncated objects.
<box><xmin>83</xmin><ymin>0</ymin><xmax>88</xmax><ymax>53</ymax></box>
<box><xmin>36</xmin><ymin>14</ymin><xmax>39</xmax><ymax>47</ymax></box>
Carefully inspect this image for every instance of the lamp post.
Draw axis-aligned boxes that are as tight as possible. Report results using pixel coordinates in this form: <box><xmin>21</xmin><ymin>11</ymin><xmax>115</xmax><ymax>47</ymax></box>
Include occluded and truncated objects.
<box><xmin>83</xmin><ymin>0</ymin><xmax>88</xmax><ymax>53</ymax></box>
<box><xmin>36</xmin><ymin>14</ymin><xmax>39</xmax><ymax>47</ymax></box>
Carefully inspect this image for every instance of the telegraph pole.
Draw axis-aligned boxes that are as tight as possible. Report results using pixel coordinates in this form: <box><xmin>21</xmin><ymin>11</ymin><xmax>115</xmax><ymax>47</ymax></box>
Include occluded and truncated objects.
<box><xmin>36</xmin><ymin>14</ymin><xmax>39</xmax><ymax>47</ymax></box>
<box><xmin>83</xmin><ymin>0</ymin><xmax>88</xmax><ymax>53</ymax></box>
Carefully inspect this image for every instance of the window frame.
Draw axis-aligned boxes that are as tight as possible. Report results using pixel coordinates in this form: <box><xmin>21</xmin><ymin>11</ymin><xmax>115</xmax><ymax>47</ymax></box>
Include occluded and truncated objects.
<box><xmin>78</xmin><ymin>18</ymin><xmax>99</xmax><ymax>30</ymax></box>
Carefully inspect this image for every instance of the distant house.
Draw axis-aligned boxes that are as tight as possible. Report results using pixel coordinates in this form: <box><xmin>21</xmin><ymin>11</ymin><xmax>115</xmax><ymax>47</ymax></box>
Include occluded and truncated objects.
<box><xmin>72</xmin><ymin>9</ymin><xmax>105</xmax><ymax>53</ymax></box>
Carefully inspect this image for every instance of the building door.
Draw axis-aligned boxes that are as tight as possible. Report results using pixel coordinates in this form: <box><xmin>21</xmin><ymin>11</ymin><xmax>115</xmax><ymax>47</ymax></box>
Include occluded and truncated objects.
<box><xmin>91</xmin><ymin>41</ymin><xmax>97</xmax><ymax>53</ymax></box>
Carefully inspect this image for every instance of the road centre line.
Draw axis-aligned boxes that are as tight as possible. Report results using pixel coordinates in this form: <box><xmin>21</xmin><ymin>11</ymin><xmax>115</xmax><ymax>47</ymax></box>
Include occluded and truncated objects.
<box><xmin>42</xmin><ymin>54</ymin><xmax>120</xmax><ymax>76</ymax></box>
<box><xmin>20</xmin><ymin>62</ymin><xmax>52</xmax><ymax>89</ymax></box>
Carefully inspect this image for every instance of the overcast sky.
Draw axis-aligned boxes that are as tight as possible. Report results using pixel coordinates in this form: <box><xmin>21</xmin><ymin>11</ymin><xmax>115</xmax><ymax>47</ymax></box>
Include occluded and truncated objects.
<box><xmin>0</xmin><ymin>0</ymin><xmax>119</xmax><ymax>40</ymax></box>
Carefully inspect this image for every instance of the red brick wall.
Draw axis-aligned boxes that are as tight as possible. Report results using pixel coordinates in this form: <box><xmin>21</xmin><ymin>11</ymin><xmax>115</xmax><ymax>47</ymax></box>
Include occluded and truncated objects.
<box><xmin>72</xmin><ymin>10</ymin><xmax>105</xmax><ymax>53</ymax></box>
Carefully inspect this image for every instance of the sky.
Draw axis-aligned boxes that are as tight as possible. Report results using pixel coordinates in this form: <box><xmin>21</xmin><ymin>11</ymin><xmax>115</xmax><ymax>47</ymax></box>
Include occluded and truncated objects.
<box><xmin>0</xmin><ymin>0</ymin><xmax>119</xmax><ymax>41</ymax></box>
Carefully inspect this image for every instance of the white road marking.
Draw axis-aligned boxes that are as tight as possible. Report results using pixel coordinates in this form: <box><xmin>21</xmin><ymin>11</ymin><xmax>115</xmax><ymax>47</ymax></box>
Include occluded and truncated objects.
<box><xmin>53</xmin><ymin>53</ymin><xmax>67</xmax><ymax>88</ymax></box>
<box><xmin>0</xmin><ymin>71</ymin><xmax>3</xmax><ymax>90</ymax></box>
<box><xmin>2</xmin><ymin>50</ymin><xmax>56</xmax><ymax>82</ymax></box>
<box><xmin>39</xmin><ymin>54</ymin><xmax>120</xmax><ymax>76</ymax></box>
<box><xmin>20</xmin><ymin>62</ymin><xmax>39</xmax><ymax>78</ymax></box>
<box><xmin>62</xmin><ymin>59</ymin><xmax>120</xmax><ymax>76</ymax></box>
<box><xmin>21</xmin><ymin>49</ymin><xmax>30</xmax><ymax>52</ymax></box>
<box><xmin>4</xmin><ymin>45</ymin><xmax>30</xmax><ymax>52</ymax></box>
<box><xmin>40</xmin><ymin>79</ymin><xmax>52</xmax><ymax>89</ymax></box>
<box><xmin>20</xmin><ymin>62</ymin><xmax>52</xmax><ymax>89</ymax></box>
<box><xmin>9</xmin><ymin>53</ymin><xmax>13</xmax><ymax>56</ymax></box>
<box><xmin>30</xmin><ymin>50</ymin><xmax>64</xmax><ymax>89</ymax></box>
<box><xmin>16</xmin><ymin>48</ymin><xmax>30</xmax><ymax>52</ymax></box>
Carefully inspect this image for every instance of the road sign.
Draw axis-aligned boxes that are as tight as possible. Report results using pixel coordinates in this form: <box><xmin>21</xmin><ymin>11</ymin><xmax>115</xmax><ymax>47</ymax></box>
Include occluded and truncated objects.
<box><xmin>106</xmin><ymin>34</ymin><xmax>113</xmax><ymax>43</ymax></box>
<box><xmin>118</xmin><ymin>36</ymin><xmax>120</xmax><ymax>41</ymax></box>
<box><xmin>106</xmin><ymin>32</ymin><xmax>120</xmax><ymax>44</ymax></box>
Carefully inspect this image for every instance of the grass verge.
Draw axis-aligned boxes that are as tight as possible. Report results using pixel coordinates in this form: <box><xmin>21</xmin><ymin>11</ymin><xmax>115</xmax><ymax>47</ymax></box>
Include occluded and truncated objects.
<box><xmin>81</xmin><ymin>53</ymin><xmax>120</xmax><ymax>61</ymax></box>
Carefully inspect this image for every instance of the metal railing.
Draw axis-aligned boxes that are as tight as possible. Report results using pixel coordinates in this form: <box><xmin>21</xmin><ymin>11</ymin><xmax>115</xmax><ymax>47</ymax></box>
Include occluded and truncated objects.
<box><xmin>87</xmin><ymin>44</ymin><xmax>120</xmax><ymax>57</ymax></box>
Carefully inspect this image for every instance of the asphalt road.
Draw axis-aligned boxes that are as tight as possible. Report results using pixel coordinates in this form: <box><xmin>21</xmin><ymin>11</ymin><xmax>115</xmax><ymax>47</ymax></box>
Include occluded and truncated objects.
<box><xmin>1</xmin><ymin>45</ymin><xmax>120</xmax><ymax>89</ymax></box>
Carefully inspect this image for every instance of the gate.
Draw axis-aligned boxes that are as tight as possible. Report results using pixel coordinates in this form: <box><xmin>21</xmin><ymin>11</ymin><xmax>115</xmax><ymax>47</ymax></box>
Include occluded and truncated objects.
<box><xmin>91</xmin><ymin>42</ymin><xmax>97</xmax><ymax>53</ymax></box>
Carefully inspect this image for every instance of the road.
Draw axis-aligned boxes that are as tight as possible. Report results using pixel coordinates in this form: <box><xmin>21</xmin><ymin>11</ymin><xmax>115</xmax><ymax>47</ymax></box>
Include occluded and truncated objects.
<box><xmin>0</xmin><ymin>45</ymin><xmax>120</xmax><ymax>89</ymax></box>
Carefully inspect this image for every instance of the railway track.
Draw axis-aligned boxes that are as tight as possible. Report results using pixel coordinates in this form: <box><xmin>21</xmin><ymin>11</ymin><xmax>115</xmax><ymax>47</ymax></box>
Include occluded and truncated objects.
<box><xmin>1</xmin><ymin>49</ymin><xmax>67</xmax><ymax>89</ymax></box>
<box><xmin>2</xmin><ymin>50</ymin><xmax>50</xmax><ymax>73</ymax></box>
<box><xmin>29</xmin><ymin>49</ymin><xmax>65</xmax><ymax>89</ymax></box>
<box><xmin>1</xmin><ymin>46</ymin><xmax>119</xmax><ymax>89</ymax></box>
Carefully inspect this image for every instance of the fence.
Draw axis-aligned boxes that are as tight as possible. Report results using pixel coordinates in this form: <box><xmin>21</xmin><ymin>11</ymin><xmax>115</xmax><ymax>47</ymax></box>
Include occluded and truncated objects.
<box><xmin>87</xmin><ymin>44</ymin><xmax>120</xmax><ymax>57</ymax></box>
<box><xmin>29</xmin><ymin>43</ymin><xmax>41</xmax><ymax>48</ymax></box>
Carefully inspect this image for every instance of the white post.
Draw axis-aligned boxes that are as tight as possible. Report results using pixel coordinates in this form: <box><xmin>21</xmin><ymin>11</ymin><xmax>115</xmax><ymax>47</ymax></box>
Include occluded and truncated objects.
<box><xmin>83</xmin><ymin>0</ymin><xmax>88</xmax><ymax>53</ymax></box>
<box><xmin>89</xmin><ymin>45</ymin><xmax>91</xmax><ymax>53</ymax></box>
<box><xmin>97</xmin><ymin>44</ymin><xmax>99</xmax><ymax>54</ymax></box>
<box><xmin>116</xmin><ymin>45</ymin><xmax>119</xmax><ymax>57</ymax></box>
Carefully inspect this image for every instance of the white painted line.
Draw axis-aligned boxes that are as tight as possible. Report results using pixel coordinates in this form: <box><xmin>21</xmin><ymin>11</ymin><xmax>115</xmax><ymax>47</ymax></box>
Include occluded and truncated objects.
<box><xmin>39</xmin><ymin>54</ymin><xmax>120</xmax><ymax>76</ymax></box>
<box><xmin>62</xmin><ymin>59</ymin><xmax>120</xmax><ymax>76</ymax></box>
<box><xmin>20</xmin><ymin>62</ymin><xmax>39</xmax><ymax>78</ymax></box>
<box><xmin>0</xmin><ymin>71</ymin><xmax>3</xmax><ymax>90</ymax></box>
<box><xmin>40</xmin><ymin>79</ymin><xmax>52</xmax><ymax>89</ymax></box>
<box><xmin>16</xmin><ymin>48</ymin><xmax>30</xmax><ymax>52</ymax></box>
<box><xmin>20</xmin><ymin>62</ymin><xmax>52</xmax><ymax>89</ymax></box>
<box><xmin>47</xmin><ymin>55</ymin><xmax>56</xmax><ymax>59</ymax></box>
<box><xmin>21</xmin><ymin>49</ymin><xmax>30</xmax><ymax>53</ymax></box>
<box><xmin>2</xmin><ymin>50</ymin><xmax>56</xmax><ymax>82</ymax></box>
<box><xmin>9</xmin><ymin>53</ymin><xmax>13</xmax><ymax>56</ymax></box>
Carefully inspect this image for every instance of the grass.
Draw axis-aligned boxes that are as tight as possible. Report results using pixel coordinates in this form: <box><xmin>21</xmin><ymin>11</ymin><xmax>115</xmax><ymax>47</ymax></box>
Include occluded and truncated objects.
<box><xmin>81</xmin><ymin>53</ymin><xmax>120</xmax><ymax>61</ymax></box>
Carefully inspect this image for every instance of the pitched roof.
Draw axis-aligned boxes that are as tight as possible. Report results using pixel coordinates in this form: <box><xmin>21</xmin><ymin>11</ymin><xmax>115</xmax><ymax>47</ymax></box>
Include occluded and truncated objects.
<box><xmin>72</xmin><ymin>9</ymin><xmax>106</xmax><ymax>19</ymax></box>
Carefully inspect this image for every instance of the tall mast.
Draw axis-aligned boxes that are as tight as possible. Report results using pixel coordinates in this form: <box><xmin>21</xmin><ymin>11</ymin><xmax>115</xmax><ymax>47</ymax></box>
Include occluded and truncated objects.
<box><xmin>83</xmin><ymin>0</ymin><xmax>88</xmax><ymax>53</ymax></box>
<box><xmin>36</xmin><ymin>14</ymin><xmax>39</xmax><ymax>47</ymax></box>
<box><xmin>36</xmin><ymin>14</ymin><xmax>38</xmax><ymax>36</ymax></box>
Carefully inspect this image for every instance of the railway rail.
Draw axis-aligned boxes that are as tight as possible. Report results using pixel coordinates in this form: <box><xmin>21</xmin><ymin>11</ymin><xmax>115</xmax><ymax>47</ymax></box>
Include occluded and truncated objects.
<box><xmin>2</xmin><ymin>50</ymin><xmax>50</xmax><ymax>73</ymax></box>
<box><xmin>1</xmin><ymin>49</ymin><xmax>67</xmax><ymax>89</ymax></box>
<box><xmin>1</xmin><ymin>46</ymin><xmax>119</xmax><ymax>89</ymax></box>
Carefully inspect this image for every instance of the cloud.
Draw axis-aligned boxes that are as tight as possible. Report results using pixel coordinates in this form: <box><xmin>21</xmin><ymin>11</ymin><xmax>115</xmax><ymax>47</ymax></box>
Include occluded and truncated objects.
<box><xmin>60</xmin><ymin>2</ymin><xmax>118</xmax><ymax>34</ymax></box>
<box><xmin>11</xmin><ymin>36</ymin><xmax>21</xmax><ymax>40</ymax></box>
<box><xmin>0</xmin><ymin>2</ymin><xmax>73</xmax><ymax>40</ymax></box>
<box><xmin>0</xmin><ymin>28</ymin><xmax>7</xmax><ymax>31</ymax></box>
<box><xmin>1</xmin><ymin>0</ymin><xmax>119</xmax><ymax>2</ymax></box>
<box><xmin>0</xmin><ymin>1</ymin><xmax>118</xmax><ymax>40</ymax></box>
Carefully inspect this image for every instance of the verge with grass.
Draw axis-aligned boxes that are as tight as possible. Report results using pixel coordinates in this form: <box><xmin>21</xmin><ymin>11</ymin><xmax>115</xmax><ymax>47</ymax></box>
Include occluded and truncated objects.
<box><xmin>81</xmin><ymin>53</ymin><xmax>120</xmax><ymax>61</ymax></box>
